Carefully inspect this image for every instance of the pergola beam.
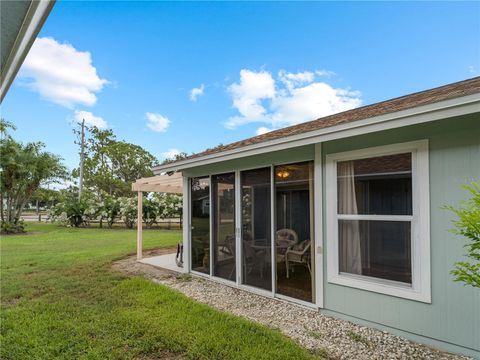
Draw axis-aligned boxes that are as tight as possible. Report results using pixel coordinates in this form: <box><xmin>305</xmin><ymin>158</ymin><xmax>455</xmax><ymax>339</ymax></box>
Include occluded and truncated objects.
<box><xmin>132</xmin><ymin>172</ymin><xmax>183</xmax><ymax>193</ymax></box>
<box><xmin>133</xmin><ymin>172</ymin><xmax>183</xmax><ymax>261</ymax></box>
<box><xmin>132</xmin><ymin>183</ymin><xmax>182</xmax><ymax>193</ymax></box>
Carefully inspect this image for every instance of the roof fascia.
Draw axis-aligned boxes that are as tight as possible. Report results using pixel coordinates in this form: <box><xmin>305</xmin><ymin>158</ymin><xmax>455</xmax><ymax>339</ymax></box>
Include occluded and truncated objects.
<box><xmin>153</xmin><ymin>93</ymin><xmax>480</xmax><ymax>174</ymax></box>
<box><xmin>0</xmin><ymin>0</ymin><xmax>55</xmax><ymax>103</ymax></box>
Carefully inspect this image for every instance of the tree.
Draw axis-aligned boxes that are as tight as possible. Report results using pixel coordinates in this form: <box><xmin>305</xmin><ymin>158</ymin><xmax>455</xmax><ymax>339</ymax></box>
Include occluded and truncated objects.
<box><xmin>50</xmin><ymin>190</ymin><xmax>90</xmax><ymax>227</ymax></box>
<box><xmin>101</xmin><ymin>192</ymin><xmax>120</xmax><ymax>228</ymax></box>
<box><xmin>153</xmin><ymin>192</ymin><xmax>182</xmax><ymax>219</ymax></box>
<box><xmin>445</xmin><ymin>182</ymin><xmax>480</xmax><ymax>288</ymax></box>
<box><xmin>73</xmin><ymin>126</ymin><xmax>158</xmax><ymax>197</ymax></box>
<box><xmin>0</xmin><ymin>119</ymin><xmax>68</xmax><ymax>232</ymax></box>
<box><xmin>118</xmin><ymin>196</ymin><xmax>137</xmax><ymax>229</ymax></box>
<box><xmin>30</xmin><ymin>187</ymin><xmax>61</xmax><ymax>209</ymax></box>
<box><xmin>161</xmin><ymin>152</ymin><xmax>189</xmax><ymax>165</ymax></box>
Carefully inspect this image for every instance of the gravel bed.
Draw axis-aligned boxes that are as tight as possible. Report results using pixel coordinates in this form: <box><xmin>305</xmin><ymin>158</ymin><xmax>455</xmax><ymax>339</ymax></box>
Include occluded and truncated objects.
<box><xmin>113</xmin><ymin>255</ymin><xmax>471</xmax><ymax>360</ymax></box>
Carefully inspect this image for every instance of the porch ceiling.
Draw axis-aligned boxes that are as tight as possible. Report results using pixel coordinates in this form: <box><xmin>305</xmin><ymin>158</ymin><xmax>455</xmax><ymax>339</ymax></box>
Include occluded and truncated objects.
<box><xmin>0</xmin><ymin>0</ymin><xmax>55</xmax><ymax>102</ymax></box>
<box><xmin>132</xmin><ymin>172</ymin><xmax>183</xmax><ymax>193</ymax></box>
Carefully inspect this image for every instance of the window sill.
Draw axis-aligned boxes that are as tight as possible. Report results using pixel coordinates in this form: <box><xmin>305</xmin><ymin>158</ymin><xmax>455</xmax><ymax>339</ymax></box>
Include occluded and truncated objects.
<box><xmin>328</xmin><ymin>273</ymin><xmax>431</xmax><ymax>303</ymax></box>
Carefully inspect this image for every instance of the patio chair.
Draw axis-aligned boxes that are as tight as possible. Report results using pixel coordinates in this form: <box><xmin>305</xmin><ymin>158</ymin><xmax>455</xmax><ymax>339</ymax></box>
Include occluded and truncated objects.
<box><xmin>285</xmin><ymin>239</ymin><xmax>311</xmax><ymax>278</ymax></box>
<box><xmin>243</xmin><ymin>241</ymin><xmax>267</xmax><ymax>279</ymax></box>
<box><xmin>219</xmin><ymin>235</ymin><xmax>235</xmax><ymax>256</ymax></box>
<box><xmin>275</xmin><ymin>228</ymin><xmax>299</xmax><ymax>263</ymax></box>
<box><xmin>220</xmin><ymin>235</ymin><xmax>236</xmax><ymax>280</ymax></box>
<box><xmin>276</xmin><ymin>228</ymin><xmax>298</xmax><ymax>245</ymax></box>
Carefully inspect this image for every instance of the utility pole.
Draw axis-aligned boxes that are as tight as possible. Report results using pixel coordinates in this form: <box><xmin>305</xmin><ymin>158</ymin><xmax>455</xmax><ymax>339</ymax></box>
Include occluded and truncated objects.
<box><xmin>78</xmin><ymin>119</ymin><xmax>85</xmax><ymax>200</ymax></box>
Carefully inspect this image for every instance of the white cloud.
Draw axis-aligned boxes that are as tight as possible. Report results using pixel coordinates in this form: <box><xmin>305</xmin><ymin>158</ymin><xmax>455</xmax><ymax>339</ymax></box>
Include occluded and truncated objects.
<box><xmin>315</xmin><ymin>69</ymin><xmax>336</xmax><ymax>77</ymax></box>
<box><xmin>226</xmin><ymin>69</ymin><xmax>275</xmax><ymax>127</ymax></box>
<box><xmin>74</xmin><ymin>110</ymin><xmax>108</xmax><ymax>128</ymax></box>
<box><xmin>161</xmin><ymin>148</ymin><xmax>181</xmax><ymax>159</ymax></box>
<box><xmin>270</xmin><ymin>82</ymin><xmax>361</xmax><ymax>126</ymax></box>
<box><xmin>256</xmin><ymin>127</ymin><xmax>273</xmax><ymax>136</ymax></box>
<box><xmin>146</xmin><ymin>112</ymin><xmax>170</xmax><ymax>132</ymax></box>
<box><xmin>225</xmin><ymin>69</ymin><xmax>361</xmax><ymax>132</ymax></box>
<box><xmin>190</xmin><ymin>84</ymin><xmax>205</xmax><ymax>101</ymax></box>
<box><xmin>278</xmin><ymin>70</ymin><xmax>315</xmax><ymax>91</ymax></box>
<box><xmin>19</xmin><ymin>37</ymin><xmax>108</xmax><ymax>108</ymax></box>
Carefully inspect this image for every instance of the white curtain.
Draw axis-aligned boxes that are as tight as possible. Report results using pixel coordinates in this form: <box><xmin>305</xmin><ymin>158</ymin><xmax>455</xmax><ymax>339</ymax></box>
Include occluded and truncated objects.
<box><xmin>338</xmin><ymin>161</ymin><xmax>362</xmax><ymax>275</ymax></box>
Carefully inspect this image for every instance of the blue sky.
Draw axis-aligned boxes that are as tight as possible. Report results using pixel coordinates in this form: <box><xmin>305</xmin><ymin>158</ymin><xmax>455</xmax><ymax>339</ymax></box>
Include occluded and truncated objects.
<box><xmin>2</xmin><ymin>1</ymin><xmax>479</xmax><ymax>170</ymax></box>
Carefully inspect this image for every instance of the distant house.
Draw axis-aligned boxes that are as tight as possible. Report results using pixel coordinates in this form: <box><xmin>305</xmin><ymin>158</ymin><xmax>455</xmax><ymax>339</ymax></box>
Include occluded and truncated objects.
<box><xmin>134</xmin><ymin>77</ymin><xmax>480</xmax><ymax>358</ymax></box>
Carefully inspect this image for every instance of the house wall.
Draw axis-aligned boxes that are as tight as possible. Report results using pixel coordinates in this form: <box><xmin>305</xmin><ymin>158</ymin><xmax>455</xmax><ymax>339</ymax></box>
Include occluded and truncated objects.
<box><xmin>182</xmin><ymin>113</ymin><xmax>479</xmax><ymax>357</ymax></box>
<box><xmin>182</xmin><ymin>145</ymin><xmax>315</xmax><ymax>177</ymax></box>
<box><xmin>322</xmin><ymin>114</ymin><xmax>480</xmax><ymax>357</ymax></box>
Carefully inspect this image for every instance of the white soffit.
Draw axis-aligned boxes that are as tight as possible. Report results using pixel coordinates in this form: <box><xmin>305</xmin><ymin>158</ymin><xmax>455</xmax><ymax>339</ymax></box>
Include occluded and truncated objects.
<box><xmin>0</xmin><ymin>0</ymin><xmax>55</xmax><ymax>103</ymax></box>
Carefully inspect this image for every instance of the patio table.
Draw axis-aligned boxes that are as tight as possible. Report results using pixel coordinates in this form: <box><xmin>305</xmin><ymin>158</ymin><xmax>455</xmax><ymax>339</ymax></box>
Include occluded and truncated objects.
<box><xmin>249</xmin><ymin>238</ymin><xmax>296</xmax><ymax>263</ymax></box>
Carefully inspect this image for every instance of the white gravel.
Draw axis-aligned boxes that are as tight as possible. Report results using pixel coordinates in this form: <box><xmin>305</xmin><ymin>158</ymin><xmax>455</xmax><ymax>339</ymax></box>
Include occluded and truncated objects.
<box><xmin>113</xmin><ymin>255</ymin><xmax>472</xmax><ymax>360</ymax></box>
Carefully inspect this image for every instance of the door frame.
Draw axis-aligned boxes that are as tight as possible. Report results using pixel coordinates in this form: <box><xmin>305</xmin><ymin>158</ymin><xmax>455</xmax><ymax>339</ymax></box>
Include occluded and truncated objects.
<box><xmin>314</xmin><ymin>143</ymin><xmax>324</xmax><ymax>308</ymax></box>
<box><xmin>186</xmin><ymin>148</ymin><xmax>324</xmax><ymax>308</ymax></box>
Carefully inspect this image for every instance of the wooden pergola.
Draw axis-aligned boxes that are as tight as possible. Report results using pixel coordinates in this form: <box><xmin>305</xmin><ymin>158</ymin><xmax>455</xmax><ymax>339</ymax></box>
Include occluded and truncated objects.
<box><xmin>132</xmin><ymin>172</ymin><xmax>183</xmax><ymax>260</ymax></box>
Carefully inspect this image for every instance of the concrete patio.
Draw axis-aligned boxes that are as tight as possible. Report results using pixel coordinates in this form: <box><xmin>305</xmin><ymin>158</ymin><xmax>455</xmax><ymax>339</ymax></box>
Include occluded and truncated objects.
<box><xmin>139</xmin><ymin>253</ymin><xmax>185</xmax><ymax>273</ymax></box>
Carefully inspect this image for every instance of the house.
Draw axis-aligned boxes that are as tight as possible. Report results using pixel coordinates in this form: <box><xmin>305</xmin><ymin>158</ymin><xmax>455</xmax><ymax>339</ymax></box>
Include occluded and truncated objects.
<box><xmin>133</xmin><ymin>77</ymin><xmax>480</xmax><ymax>358</ymax></box>
<box><xmin>0</xmin><ymin>0</ymin><xmax>55</xmax><ymax>102</ymax></box>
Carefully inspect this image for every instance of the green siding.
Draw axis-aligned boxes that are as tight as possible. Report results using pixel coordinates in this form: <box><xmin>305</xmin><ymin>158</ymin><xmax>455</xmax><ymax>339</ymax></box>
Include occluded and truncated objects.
<box><xmin>322</xmin><ymin>114</ymin><xmax>480</xmax><ymax>357</ymax></box>
<box><xmin>182</xmin><ymin>145</ymin><xmax>315</xmax><ymax>177</ymax></box>
<box><xmin>181</xmin><ymin>114</ymin><xmax>480</xmax><ymax>357</ymax></box>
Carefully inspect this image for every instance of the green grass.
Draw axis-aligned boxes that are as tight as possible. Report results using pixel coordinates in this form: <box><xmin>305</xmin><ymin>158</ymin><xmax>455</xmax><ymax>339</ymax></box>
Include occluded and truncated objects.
<box><xmin>1</xmin><ymin>223</ymin><xmax>317</xmax><ymax>359</ymax></box>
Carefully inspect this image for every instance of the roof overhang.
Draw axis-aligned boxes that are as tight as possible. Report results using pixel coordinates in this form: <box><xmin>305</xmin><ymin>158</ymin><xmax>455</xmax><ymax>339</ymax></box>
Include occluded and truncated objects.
<box><xmin>0</xmin><ymin>0</ymin><xmax>55</xmax><ymax>103</ymax></box>
<box><xmin>153</xmin><ymin>93</ymin><xmax>480</xmax><ymax>174</ymax></box>
<box><xmin>132</xmin><ymin>172</ymin><xmax>183</xmax><ymax>193</ymax></box>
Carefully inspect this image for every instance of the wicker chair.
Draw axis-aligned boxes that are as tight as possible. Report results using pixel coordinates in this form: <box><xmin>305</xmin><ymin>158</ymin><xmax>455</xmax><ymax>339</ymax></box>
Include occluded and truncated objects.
<box><xmin>285</xmin><ymin>239</ymin><xmax>311</xmax><ymax>278</ymax></box>
<box><xmin>275</xmin><ymin>228</ymin><xmax>298</xmax><ymax>263</ymax></box>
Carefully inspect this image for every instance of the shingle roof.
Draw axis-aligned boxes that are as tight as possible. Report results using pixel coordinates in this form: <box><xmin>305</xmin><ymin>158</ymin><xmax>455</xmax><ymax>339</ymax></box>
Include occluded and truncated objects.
<box><xmin>177</xmin><ymin>77</ymin><xmax>480</xmax><ymax>163</ymax></box>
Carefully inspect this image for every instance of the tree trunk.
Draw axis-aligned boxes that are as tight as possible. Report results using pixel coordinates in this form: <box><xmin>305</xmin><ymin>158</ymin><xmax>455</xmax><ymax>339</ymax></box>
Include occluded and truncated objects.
<box><xmin>11</xmin><ymin>189</ymin><xmax>22</xmax><ymax>224</ymax></box>
<box><xmin>6</xmin><ymin>195</ymin><xmax>13</xmax><ymax>223</ymax></box>
<box><xmin>15</xmin><ymin>198</ymin><xmax>29</xmax><ymax>224</ymax></box>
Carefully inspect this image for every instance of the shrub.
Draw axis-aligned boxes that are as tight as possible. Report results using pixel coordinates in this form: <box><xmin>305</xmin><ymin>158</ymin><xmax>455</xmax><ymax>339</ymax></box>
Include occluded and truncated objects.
<box><xmin>152</xmin><ymin>193</ymin><xmax>182</xmax><ymax>219</ymax></box>
<box><xmin>118</xmin><ymin>197</ymin><xmax>137</xmax><ymax>229</ymax></box>
<box><xmin>445</xmin><ymin>182</ymin><xmax>480</xmax><ymax>288</ymax></box>
<box><xmin>103</xmin><ymin>193</ymin><xmax>120</xmax><ymax>228</ymax></box>
<box><xmin>143</xmin><ymin>198</ymin><xmax>158</xmax><ymax>228</ymax></box>
<box><xmin>1</xmin><ymin>220</ymin><xmax>25</xmax><ymax>234</ymax></box>
<box><xmin>50</xmin><ymin>194</ymin><xmax>89</xmax><ymax>227</ymax></box>
<box><xmin>50</xmin><ymin>191</ymin><xmax>183</xmax><ymax>229</ymax></box>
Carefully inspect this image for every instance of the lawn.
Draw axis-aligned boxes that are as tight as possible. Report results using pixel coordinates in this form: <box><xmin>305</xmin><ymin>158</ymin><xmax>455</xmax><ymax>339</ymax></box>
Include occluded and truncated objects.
<box><xmin>0</xmin><ymin>223</ymin><xmax>317</xmax><ymax>359</ymax></box>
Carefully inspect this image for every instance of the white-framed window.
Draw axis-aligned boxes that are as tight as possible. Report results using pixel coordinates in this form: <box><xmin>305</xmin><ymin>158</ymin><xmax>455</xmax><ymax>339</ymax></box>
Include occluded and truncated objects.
<box><xmin>325</xmin><ymin>140</ymin><xmax>431</xmax><ymax>303</ymax></box>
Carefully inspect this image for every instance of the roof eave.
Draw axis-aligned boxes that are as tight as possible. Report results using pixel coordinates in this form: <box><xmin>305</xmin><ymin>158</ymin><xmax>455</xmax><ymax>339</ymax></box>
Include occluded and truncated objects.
<box><xmin>0</xmin><ymin>0</ymin><xmax>55</xmax><ymax>103</ymax></box>
<box><xmin>153</xmin><ymin>93</ymin><xmax>480</xmax><ymax>174</ymax></box>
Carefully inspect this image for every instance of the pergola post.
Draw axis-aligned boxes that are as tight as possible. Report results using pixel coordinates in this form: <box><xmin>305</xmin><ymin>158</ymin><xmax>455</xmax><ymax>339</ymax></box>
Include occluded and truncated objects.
<box><xmin>132</xmin><ymin>172</ymin><xmax>183</xmax><ymax>261</ymax></box>
<box><xmin>137</xmin><ymin>191</ymin><xmax>143</xmax><ymax>260</ymax></box>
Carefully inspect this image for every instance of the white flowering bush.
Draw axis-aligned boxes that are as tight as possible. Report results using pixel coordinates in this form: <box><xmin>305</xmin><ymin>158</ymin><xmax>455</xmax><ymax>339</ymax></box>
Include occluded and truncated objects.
<box><xmin>102</xmin><ymin>193</ymin><xmax>120</xmax><ymax>228</ymax></box>
<box><xmin>50</xmin><ymin>190</ymin><xmax>115</xmax><ymax>228</ymax></box>
<box><xmin>84</xmin><ymin>193</ymin><xmax>104</xmax><ymax>223</ymax></box>
<box><xmin>152</xmin><ymin>193</ymin><xmax>182</xmax><ymax>219</ymax></box>
<box><xmin>49</xmin><ymin>203</ymin><xmax>69</xmax><ymax>226</ymax></box>
<box><xmin>118</xmin><ymin>196</ymin><xmax>137</xmax><ymax>229</ymax></box>
<box><xmin>49</xmin><ymin>192</ymin><xmax>94</xmax><ymax>227</ymax></box>
<box><xmin>51</xmin><ymin>191</ymin><xmax>182</xmax><ymax>229</ymax></box>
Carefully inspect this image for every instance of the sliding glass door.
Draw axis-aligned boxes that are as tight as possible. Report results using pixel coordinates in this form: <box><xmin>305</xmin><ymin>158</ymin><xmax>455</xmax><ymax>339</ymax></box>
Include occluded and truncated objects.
<box><xmin>190</xmin><ymin>177</ymin><xmax>210</xmax><ymax>274</ymax></box>
<box><xmin>212</xmin><ymin>173</ymin><xmax>236</xmax><ymax>281</ymax></box>
<box><xmin>240</xmin><ymin>167</ymin><xmax>272</xmax><ymax>291</ymax></box>
<box><xmin>189</xmin><ymin>163</ymin><xmax>315</xmax><ymax>304</ymax></box>
<box><xmin>275</xmin><ymin>162</ymin><xmax>314</xmax><ymax>303</ymax></box>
